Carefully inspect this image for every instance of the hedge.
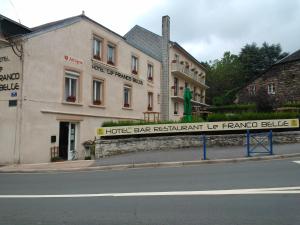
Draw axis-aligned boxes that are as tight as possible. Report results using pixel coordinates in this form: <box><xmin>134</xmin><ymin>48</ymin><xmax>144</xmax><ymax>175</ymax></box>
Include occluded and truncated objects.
<box><xmin>207</xmin><ymin>112</ymin><xmax>299</xmax><ymax>122</ymax></box>
<box><xmin>209</xmin><ymin>104</ymin><xmax>256</xmax><ymax>113</ymax></box>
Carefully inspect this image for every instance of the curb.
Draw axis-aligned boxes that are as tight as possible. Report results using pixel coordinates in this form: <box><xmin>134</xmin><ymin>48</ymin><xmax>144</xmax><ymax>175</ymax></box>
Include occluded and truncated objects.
<box><xmin>1</xmin><ymin>153</ymin><xmax>300</xmax><ymax>173</ymax></box>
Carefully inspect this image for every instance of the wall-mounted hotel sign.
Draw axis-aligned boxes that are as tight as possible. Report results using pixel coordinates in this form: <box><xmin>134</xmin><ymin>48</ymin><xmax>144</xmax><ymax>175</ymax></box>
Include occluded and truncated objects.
<box><xmin>92</xmin><ymin>62</ymin><xmax>143</xmax><ymax>85</ymax></box>
<box><xmin>64</xmin><ymin>55</ymin><xmax>83</xmax><ymax>65</ymax></box>
<box><xmin>96</xmin><ymin>119</ymin><xmax>299</xmax><ymax>136</ymax></box>
<box><xmin>0</xmin><ymin>56</ymin><xmax>20</xmax><ymax>92</ymax></box>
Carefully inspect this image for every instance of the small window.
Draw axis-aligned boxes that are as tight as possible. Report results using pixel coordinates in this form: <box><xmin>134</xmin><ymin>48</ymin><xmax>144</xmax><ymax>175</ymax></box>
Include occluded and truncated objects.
<box><xmin>65</xmin><ymin>71</ymin><xmax>80</xmax><ymax>103</ymax></box>
<box><xmin>173</xmin><ymin>77</ymin><xmax>178</xmax><ymax>96</ymax></box>
<box><xmin>267</xmin><ymin>83</ymin><xmax>275</xmax><ymax>94</ymax></box>
<box><xmin>174</xmin><ymin>102</ymin><xmax>178</xmax><ymax>115</ymax></box>
<box><xmin>172</xmin><ymin>54</ymin><xmax>179</xmax><ymax>63</ymax></box>
<box><xmin>107</xmin><ymin>44</ymin><xmax>115</xmax><ymax>66</ymax></box>
<box><xmin>157</xmin><ymin>94</ymin><xmax>160</xmax><ymax>104</ymax></box>
<box><xmin>148</xmin><ymin>92</ymin><xmax>153</xmax><ymax>111</ymax></box>
<box><xmin>249</xmin><ymin>85</ymin><xmax>256</xmax><ymax>96</ymax></box>
<box><xmin>131</xmin><ymin>56</ymin><xmax>138</xmax><ymax>75</ymax></box>
<box><xmin>123</xmin><ymin>84</ymin><xmax>132</xmax><ymax>108</ymax></box>
<box><xmin>147</xmin><ymin>64</ymin><xmax>153</xmax><ymax>81</ymax></box>
<box><xmin>93</xmin><ymin>37</ymin><xmax>102</xmax><ymax>60</ymax></box>
<box><xmin>92</xmin><ymin>79</ymin><xmax>103</xmax><ymax>105</ymax></box>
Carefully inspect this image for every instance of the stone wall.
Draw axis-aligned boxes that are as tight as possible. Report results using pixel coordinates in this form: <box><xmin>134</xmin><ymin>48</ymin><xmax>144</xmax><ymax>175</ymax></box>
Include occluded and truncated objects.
<box><xmin>95</xmin><ymin>131</ymin><xmax>300</xmax><ymax>158</ymax></box>
<box><xmin>237</xmin><ymin>60</ymin><xmax>300</xmax><ymax>106</ymax></box>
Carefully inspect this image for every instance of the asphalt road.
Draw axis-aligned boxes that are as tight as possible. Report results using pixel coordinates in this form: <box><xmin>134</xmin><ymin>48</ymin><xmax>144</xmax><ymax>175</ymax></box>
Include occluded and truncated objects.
<box><xmin>0</xmin><ymin>158</ymin><xmax>300</xmax><ymax>225</ymax></box>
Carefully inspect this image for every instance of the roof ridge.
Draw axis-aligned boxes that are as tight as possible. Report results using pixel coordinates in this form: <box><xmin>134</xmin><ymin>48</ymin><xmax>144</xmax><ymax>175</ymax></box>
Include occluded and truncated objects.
<box><xmin>31</xmin><ymin>14</ymin><xmax>82</xmax><ymax>31</ymax></box>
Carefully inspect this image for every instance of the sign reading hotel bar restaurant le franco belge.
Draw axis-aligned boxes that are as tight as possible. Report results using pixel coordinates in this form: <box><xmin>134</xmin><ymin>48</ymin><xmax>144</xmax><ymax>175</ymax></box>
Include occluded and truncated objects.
<box><xmin>97</xmin><ymin>119</ymin><xmax>299</xmax><ymax>137</ymax></box>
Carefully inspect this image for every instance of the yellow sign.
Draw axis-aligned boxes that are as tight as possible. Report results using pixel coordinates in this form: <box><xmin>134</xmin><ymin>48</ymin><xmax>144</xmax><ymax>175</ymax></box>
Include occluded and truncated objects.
<box><xmin>96</xmin><ymin>119</ymin><xmax>299</xmax><ymax>137</ymax></box>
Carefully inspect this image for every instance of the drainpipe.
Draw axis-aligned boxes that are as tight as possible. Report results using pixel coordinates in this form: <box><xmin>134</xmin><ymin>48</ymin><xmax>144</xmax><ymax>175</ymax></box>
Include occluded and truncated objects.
<box><xmin>161</xmin><ymin>15</ymin><xmax>170</xmax><ymax>121</ymax></box>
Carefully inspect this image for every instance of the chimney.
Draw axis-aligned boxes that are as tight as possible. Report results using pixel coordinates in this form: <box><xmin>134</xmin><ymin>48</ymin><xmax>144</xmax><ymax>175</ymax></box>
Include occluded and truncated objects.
<box><xmin>160</xmin><ymin>15</ymin><xmax>170</xmax><ymax>121</ymax></box>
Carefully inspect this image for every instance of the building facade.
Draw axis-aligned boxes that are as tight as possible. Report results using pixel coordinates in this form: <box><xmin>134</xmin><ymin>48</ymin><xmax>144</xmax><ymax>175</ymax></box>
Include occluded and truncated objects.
<box><xmin>236</xmin><ymin>49</ymin><xmax>300</xmax><ymax>106</ymax></box>
<box><xmin>0</xmin><ymin>14</ymin><xmax>208</xmax><ymax>164</ymax></box>
<box><xmin>125</xmin><ymin>16</ymin><xmax>209</xmax><ymax>121</ymax></box>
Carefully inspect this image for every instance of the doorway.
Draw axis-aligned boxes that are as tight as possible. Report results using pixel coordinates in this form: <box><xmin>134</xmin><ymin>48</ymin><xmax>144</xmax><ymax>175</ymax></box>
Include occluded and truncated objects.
<box><xmin>59</xmin><ymin>122</ymin><xmax>77</xmax><ymax>160</ymax></box>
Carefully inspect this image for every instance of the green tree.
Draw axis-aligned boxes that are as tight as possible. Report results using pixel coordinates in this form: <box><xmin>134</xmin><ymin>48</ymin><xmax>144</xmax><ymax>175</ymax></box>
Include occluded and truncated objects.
<box><xmin>206</xmin><ymin>52</ymin><xmax>244</xmax><ymax>105</ymax></box>
<box><xmin>239</xmin><ymin>42</ymin><xmax>288</xmax><ymax>82</ymax></box>
<box><xmin>206</xmin><ymin>42</ymin><xmax>288</xmax><ymax>106</ymax></box>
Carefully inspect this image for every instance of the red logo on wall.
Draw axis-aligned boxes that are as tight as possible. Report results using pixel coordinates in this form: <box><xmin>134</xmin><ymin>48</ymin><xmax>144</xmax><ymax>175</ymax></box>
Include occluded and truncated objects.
<box><xmin>64</xmin><ymin>55</ymin><xmax>83</xmax><ymax>65</ymax></box>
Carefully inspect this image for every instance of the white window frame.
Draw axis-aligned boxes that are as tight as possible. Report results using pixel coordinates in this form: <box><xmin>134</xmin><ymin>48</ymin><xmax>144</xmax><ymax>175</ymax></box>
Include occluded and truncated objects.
<box><xmin>131</xmin><ymin>55</ymin><xmax>138</xmax><ymax>74</ymax></box>
<box><xmin>249</xmin><ymin>85</ymin><xmax>256</xmax><ymax>96</ymax></box>
<box><xmin>93</xmin><ymin>37</ymin><xmax>102</xmax><ymax>60</ymax></box>
<box><xmin>267</xmin><ymin>83</ymin><xmax>275</xmax><ymax>94</ymax></box>
<box><xmin>148</xmin><ymin>92</ymin><xmax>153</xmax><ymax>111</ymax></box>
<box><xmin>92</xmin><ymin>79</ymin><xmax>103</xmax><ymax>105</ymax></box>
<box><xmin>147</xmin><ymin>63</ymin><xmax>153</xmax><ymax>81</ymax></box>
<box><xmin>65</xmin><ymin>71</ymin><xmax>80</xmax><ymax>103</ymax></box>
<box><xmin>174</xmin><ymin>102</ymin><xmax>178</xmax><ymax>115</ymax></box>
<box><xmin>123</xmin><ymin>84</ymin><xmax>132</xmax><ymax>108</ymax></box>
<box><xmin>107</xmin><ymin>44</ymin><xmax>115</xmax><ymax>65</ymax></box>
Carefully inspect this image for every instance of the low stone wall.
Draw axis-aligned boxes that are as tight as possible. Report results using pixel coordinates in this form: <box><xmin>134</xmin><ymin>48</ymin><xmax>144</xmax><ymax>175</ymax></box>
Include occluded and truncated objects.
<box><xmin>95</xmin><ymin>131</ymin><xmax>300</xmax><ymax>158</ymax></box>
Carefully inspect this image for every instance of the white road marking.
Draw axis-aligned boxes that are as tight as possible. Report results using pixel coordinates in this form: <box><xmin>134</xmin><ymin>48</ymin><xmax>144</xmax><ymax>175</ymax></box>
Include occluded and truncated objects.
<box><xmin>293</xmin><ymin>161</ymin><xmax>300</xmax><ymax>165</ymax></box>
<box><xmin>0</xmin><ymin>186</ymin><xmax>299</xmax><ymax>198</ymax></box>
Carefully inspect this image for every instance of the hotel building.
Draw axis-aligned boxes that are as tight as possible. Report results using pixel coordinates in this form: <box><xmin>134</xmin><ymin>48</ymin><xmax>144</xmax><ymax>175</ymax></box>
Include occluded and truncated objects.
<box><xmin>0</xmin><ymin>13</ymin><xmax>208</xmax><ymax>164</ymax></box>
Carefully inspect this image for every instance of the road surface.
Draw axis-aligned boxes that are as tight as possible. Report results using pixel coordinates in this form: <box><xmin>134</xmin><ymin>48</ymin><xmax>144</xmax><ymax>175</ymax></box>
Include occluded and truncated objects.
<box><xmin>0</xmin><ymin>158</ymin><xmax>300</xmax><ymax>225</ymax></box>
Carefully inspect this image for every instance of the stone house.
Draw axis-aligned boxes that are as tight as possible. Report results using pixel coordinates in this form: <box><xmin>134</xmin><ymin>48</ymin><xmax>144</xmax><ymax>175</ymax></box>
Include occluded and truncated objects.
<box><xmin>236</xmin><ymin>49</ymin><xmax>300</xmax><ymax>106</ymax></box>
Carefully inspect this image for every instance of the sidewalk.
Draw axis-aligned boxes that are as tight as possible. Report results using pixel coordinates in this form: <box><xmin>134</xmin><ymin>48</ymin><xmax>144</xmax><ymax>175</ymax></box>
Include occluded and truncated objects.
<box><xmin>0</xmin><ymin>143</ymin><xmax>299</xmax><ymax>173</ymax></box>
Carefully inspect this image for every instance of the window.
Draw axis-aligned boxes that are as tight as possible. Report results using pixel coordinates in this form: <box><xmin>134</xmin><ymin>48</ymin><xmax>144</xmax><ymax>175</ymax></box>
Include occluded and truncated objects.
<box><xmin>174</xmin><ymin>102</ymin><xmax>178</xmax><ymax>115</ymax></box>
<box><xmin>131</xmin><ymin>56</ymin><xmax>138</xmax><ymax>74</ymax></box>
<box><xmin>123</xmin><ymin>84</ymin><xmax>132</xmax><ymax>108</ymax></box>
<box><xmin>93</xmin><ymin>37</ymin><xmax>102</xmax><ymax>60</ymax></box>
<box><xmin>147</xmin><ymin>64</ymin><xmax>153</xmax><ymax>81</ymax></box>
<box><xmin>249</xmin><ymin>85</ymin><xmax>256</xmax><ymax>96</ymax></box>
<box><xmin>148</xmin><ymin>92</ymin><xmax>153</xmax><ymax>111</ymax></box>
<box><xmin>173</xmin><ymin>77</ymin><xmax>178</xmax><ymax>96</ymax></box>
<box><xmin>185</xmin><ymin>82</ymin><xmax>188</xmax><ymax>88</ymax></box>
<box><xmin>92</xmin><ymin>79</ymin><xmax>103</xmax><ymax>105</ymax></box>
<box><xmin>172</xmin><ymin>54</ymin><xmax>179</xmax><ymax>63</ymax></box>
<box><xmin>65</xmin><ymin>71</ymin><xmax>80</xmax><ymax>103</ymax></box>
<box><xmin>193</xmin><ymin>87</ymin><xmax>196</xmax><ymax>100</ymax></box>
<box><xmin>107</xmin><ymin>44</ymin><xmax>115</xmax><ymax>65</ymax></box>
<box><xmin>157</xmin><ymin>94</ymin><xmax>160</xmax><ymax>104</ymax></box>
<box><xmin>267</xmin><ymin>83</ymin><xmax>275</xmax><ymax>94</ymax></box>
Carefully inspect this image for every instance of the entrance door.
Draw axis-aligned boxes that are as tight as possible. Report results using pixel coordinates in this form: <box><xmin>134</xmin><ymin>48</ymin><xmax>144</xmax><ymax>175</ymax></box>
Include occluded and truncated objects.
<box><xmin>59</xmin><ymin>122</ymin><xmax>77</xmax><ymax>160</ymax></box>
<box><xmin>68</xmin><ymin>123</ymin><xmax>77</xmax><ymax>160</ymax></box>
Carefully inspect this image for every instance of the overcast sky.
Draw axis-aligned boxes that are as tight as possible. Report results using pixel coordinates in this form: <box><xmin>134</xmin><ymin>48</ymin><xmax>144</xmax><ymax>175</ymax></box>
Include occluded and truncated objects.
<box><xmin>1</xmin><ymin>0</ymin><xmax>300</xmax><ymax>62</ymax></box>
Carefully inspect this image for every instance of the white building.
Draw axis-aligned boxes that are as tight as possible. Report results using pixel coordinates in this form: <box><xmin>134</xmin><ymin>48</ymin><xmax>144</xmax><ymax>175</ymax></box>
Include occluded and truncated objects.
<box><xmin>0</xmin><ymin>13</ymin><xmax>208</xmax><ymax>164</ymax></box>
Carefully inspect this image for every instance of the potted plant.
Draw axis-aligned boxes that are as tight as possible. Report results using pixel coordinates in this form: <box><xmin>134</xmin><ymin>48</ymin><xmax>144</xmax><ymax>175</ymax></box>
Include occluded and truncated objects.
<box><xmin>93</xmin><ymin>100</ymin><xmax>101</xmax><ymax>105</ymax></box>
<box><xmin>174</xmin><ymin>111</ymin><xmax>178</xmax><ymax>115</ymax></box>
<box><xmin>132</xmin><ymin>69</ymin><xmax>138</xmax><ymax>75</ymax></box>
<box><xmin>107</xmin><ymin>60</ymin><xmax>114</xmax><ymax>66</ymax></box>
<box><xmin>66</xmin><ymin>96</ymin><xmax>76</xmax><ymax>102</ymax></box>
<box><xmin>93</xmin><ymin>55</ymin><xmax>101</xmax><ymax>60</ymax></box>
<box><xmin>147</xmin><ymin>105</ymin><xmax>152</xmax><ymax>111</ymax></box>
<box><xmin>148</xmin><ymin>76</ymin><xmax>153</xmax><ymax>81</ymax></box>
<box><xmin>124</xmin><ymin>103</ymin><xmax>130</xmax><ymax>107</ymax></box>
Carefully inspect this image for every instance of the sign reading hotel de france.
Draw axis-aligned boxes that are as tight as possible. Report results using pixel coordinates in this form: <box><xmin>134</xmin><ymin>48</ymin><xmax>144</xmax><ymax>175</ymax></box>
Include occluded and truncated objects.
<box><xmin>97</xmin><ymin>119</ymin><xmax>299</xmax><ymax>137</ymax></box>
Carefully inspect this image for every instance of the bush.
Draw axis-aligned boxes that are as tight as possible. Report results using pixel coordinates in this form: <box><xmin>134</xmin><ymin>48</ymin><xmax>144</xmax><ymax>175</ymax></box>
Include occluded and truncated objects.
<box><xmin>207</xmin><ymin>112</ymin><xmax>299</xmax><ymax>122</ymax></box>
<box><xmin>210</xmin><ymin>104</ymin><xmax>256</xmax><ymax>113</ymax></box>
<box><xmin>283</xmin><ymin>102</ymin><xmax>300</xmax><ymax>108</ymax></box>
<box><xmin>252</xmin><ymin>88</ymin><xmax>275</xmax><ymax>112</ymax></box>
<box><xmin>102</xmin><ymin>116</ymin><xmax>205</xmax><ymax>127</ymax></box>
